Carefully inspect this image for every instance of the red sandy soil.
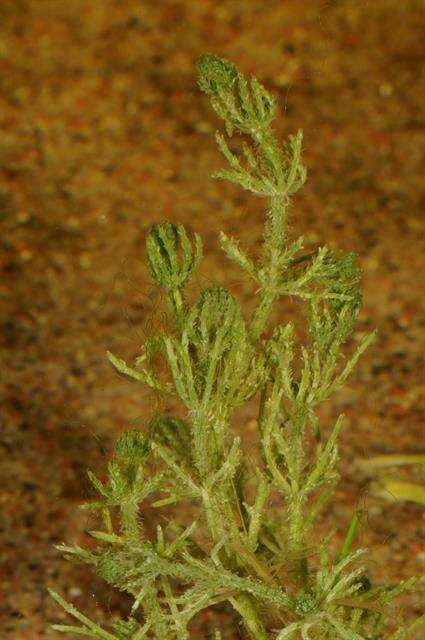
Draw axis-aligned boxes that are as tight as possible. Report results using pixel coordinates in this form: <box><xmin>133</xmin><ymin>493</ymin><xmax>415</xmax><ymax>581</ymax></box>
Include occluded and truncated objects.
<box><xmin>0</xmin><ymin>1</ymin><xmax>424</xmax><ymax>638</ymax></box>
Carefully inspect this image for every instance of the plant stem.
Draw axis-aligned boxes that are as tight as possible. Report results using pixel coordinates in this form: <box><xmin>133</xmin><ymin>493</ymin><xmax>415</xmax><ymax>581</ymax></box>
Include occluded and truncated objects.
<box><xmin>287</xmin><ymin>495</ymin><xmax>308</xmax><ymax>585</ymax></box>
<box><xmin>250</xmin><ymin>196</ymin><xmax>288</xmax><ymax>341</ymax></box>
<box><xmin>121</xmin><ymin>500</ymin><xmax>139</xmax><ymax>538</ymax></box>
<box><xmin>169</xmin><ymin>287</ymin><xmax>185</xmax><ymax>326</ymax></box>
<box><xmin>231</xmin><ymin>593</ymin><xmax>270</xmax><ymax>640</ymax></box>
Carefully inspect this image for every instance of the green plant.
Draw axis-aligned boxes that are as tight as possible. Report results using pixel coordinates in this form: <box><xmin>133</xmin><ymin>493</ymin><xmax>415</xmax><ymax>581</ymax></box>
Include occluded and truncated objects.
<box><xmin>49</xmin><ymin>54</ymin><xmax>423</xmax><ymax>640</ymax></box>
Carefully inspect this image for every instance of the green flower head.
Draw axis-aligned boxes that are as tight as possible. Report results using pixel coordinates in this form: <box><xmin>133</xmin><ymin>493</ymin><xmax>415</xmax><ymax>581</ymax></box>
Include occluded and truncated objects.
<box><xmin>116</xmin><ymin>429</ymin><xmax>150</xmax><ymax>464</ymax></box>
<box><xmin>196</xmin><ymin>53</ymin><xmax>238</xmax><ymax>97</ymax></box>
<box><xmin>146</xmin><ymin>222</ymin><xmax>202</xmax><ymax>289</ymax></box>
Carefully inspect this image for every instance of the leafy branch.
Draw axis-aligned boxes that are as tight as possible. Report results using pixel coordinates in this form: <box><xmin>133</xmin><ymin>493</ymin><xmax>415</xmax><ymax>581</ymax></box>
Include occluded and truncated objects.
<box><xmin>49</xmin><ymin>54</ymin><xmax>422</xmax><ymax>640</ymax></box>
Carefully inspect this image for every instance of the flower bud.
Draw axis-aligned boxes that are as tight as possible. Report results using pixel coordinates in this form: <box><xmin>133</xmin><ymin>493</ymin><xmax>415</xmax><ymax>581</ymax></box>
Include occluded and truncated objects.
<box><xmin>116</xmin><ymin>429</ymin><xmax>150</xmax><ymax>464</ymax></box>
<box><xmin>146</xmin><ymin>222</ymin><xmax>202</xmax><ymax>289</ymax></box>
<box><xmin>187</xmin><ymin>287</ymin><xmax>244</xmax><ymax>367</ymax></box>
<box><xmin>196</xmin><ymin>287</ymin><xmax>241</xmax><ymax>336</ymax></box>
<box><xmin>196</xmin><ymin>53</ymin><xmax>238</xmax><ymax>97</ymax></box>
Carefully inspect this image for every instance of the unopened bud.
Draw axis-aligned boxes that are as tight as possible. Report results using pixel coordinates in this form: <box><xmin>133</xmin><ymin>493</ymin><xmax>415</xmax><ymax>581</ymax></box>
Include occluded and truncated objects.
<box><xmin>146</xmin><ymin>222</ymin><xmax>202</xmax><ymax>289</ymax></box>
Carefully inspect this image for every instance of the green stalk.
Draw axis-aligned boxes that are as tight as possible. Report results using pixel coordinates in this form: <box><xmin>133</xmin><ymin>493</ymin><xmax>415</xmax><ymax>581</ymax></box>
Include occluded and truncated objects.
<box><xmin>121</xmin><ymin>500</ymin><xmax>139</xmax><ymax>539</ymax></box>
<box><xmin>287</xmin><ymin>496</ymin><xmax>308</xmax><ymax>585</ymax></box>
<box><xmin>250</xmin><ymin>195</ymin><xmax>288</xmax><ymax>341</ymax></box>
<box><xmin>169</xmin><ymin>286</ymin><xmax>185</xmax><ymax>326</ymax></box>
<box><xmin>231</xmin><ymin>594</ymin><xmax>270</xmax><ymax>640</ymax></box>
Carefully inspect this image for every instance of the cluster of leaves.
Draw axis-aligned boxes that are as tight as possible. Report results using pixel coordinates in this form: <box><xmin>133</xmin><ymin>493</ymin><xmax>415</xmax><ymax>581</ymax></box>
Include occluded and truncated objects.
<box><xmin>49</xmin><ymin>54</ymin><xmax>423</xmax><ymax>640</ymax></box>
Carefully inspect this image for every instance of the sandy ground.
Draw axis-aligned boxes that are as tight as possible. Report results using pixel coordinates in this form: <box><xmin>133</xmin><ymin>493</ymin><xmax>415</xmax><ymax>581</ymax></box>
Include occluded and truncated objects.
<box><xmin>0</xmin><ymin>1</ymin><xmax>424</xmax><ymax>638</ymax></box>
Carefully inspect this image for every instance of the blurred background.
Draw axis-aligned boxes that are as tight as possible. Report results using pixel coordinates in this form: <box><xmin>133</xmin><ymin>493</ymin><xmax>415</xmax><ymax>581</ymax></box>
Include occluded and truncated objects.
<box><xmin>0</xmin><ymin>1</ymin><xmax>424</xmax><ymax>638</ymax></box>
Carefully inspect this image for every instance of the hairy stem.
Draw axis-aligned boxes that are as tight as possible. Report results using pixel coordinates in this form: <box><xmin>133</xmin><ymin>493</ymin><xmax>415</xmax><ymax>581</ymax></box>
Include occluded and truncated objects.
<box><xmin>231</xmin><ymin>593</ymin><xmax>270</xmax><ymax>640</ymax></box>
<box><xmin>250</xmin><ymin>195</ymin><xmax>288</xmax><ymax>341</ymax></box>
